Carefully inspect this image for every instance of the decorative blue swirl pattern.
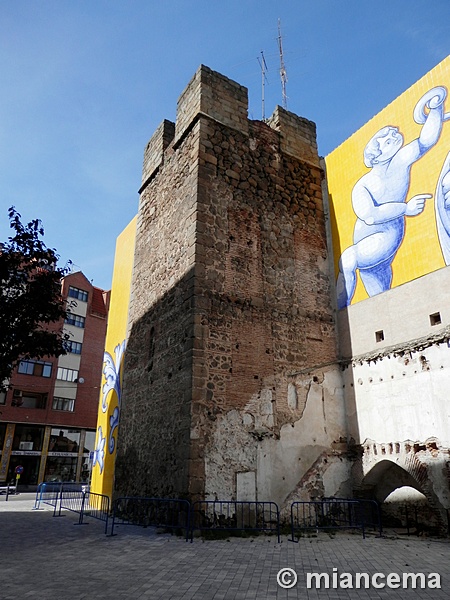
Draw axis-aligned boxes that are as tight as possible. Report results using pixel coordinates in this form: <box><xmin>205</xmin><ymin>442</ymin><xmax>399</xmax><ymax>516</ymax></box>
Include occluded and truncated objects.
<box><xmin>101</xmin><ymin>341</ymin><xmax>126</xmax><ymax>413</ymax></box>
<box><xmin>92</xmin><ymin>426</ymin><xmax>106</xmax><ymax>474</ymax></box>
<box><xmin>109</xmin><ymin>406</ymin><xmax>120</xmax><ymax>454</ymax></box>
<box><xmin>92</xmin><ymin>340</ymin><xmax>127</xmax><ymax>472</ymax></box>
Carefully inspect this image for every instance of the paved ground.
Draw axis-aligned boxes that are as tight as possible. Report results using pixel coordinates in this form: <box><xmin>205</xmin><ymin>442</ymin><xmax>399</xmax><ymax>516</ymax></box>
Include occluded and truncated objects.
<box><xmin>1</xmin><ymin>493</ymin><xmax>449</xmax><ymax>599</ymax></box>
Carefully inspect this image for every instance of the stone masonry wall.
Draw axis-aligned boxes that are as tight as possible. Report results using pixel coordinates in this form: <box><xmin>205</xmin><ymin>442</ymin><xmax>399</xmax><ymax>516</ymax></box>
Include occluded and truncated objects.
<box><xmin>115</xmin><ymin>115</ymin><xmax>199</xmax><ymax>498</ymax></box>
<box><xmin>116</xmin><ymin>65</ymin><xmax>347</xmax><ymax>506</ymax></box>
<box><xmin>190</xmin><ymin>89</ymin><xmax>345</xmax><ymax>505</ymax></box>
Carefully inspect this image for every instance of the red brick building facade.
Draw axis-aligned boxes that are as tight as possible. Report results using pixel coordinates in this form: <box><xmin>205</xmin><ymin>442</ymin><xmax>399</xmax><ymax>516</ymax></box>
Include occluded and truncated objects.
<box><xmin>0</xmin><ymin>271</ymin><xmax>109</xmax><ymax>488</ymax></box>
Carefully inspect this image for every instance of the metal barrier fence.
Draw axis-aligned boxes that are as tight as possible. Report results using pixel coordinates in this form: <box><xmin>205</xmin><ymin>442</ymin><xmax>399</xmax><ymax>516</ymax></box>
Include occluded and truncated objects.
<box><xmin>290</xmin><ymin>500</ymin><xmax>364</xmax><ymax>541</ymax></box>
<box><xmin>111</xmin><ymin>497</ymin><xmax>191</xmax><ymax>541</ymax></box>
<box><xmin>59</xmin><ymin>489</ymin><xmax>110</xmax><ymax>534</ymax></box>
<box><xmin>381</xmin><ymin>503</ymin><xmax>439</xmax><ymax>536</ymax></box>
<box><xmin>356</xmin><ymin>499</ymin><xmax>382</xmax><ymax>537</ymax></box>
<box><xmin>34</xmin><ymin>482</ymin><xmax>89</xmax><ymax>511</ymax></box>
<box><xmin>399</xmin><ymin>504</ymin><xmax>419</xmax><ymax>536</ymax></box>
<box><xmin>34</xmin><ymin>482</ymin><xmax>63</xmax><ymax>511</ymax></box>
<box><xmin>190</xmin><ymin>500</ymin><xmax>280</xmax><ymax>543</ymax></box>
<box><xmin>323</xmin><ymin>497</ymin><xmax>382</xmax><ymax>537</ymax></box>
<box><xmin>29</xmin><ymin>490</ymin><xmax>384</xmax><ymax>543</ymax></box>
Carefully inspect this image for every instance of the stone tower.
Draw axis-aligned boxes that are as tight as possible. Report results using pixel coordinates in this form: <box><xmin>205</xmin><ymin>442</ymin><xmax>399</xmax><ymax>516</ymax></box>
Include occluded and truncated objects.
<box><xmin>115</xmin><ymin>66</ymin><xmax>349</xmax><ymax>508</ymax></box>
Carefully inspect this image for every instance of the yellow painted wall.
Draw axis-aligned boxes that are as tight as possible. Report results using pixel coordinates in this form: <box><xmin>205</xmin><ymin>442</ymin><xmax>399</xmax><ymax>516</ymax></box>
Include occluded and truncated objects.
<box><xmin>91</xmin><ymin>216</ymin><xmax>136</xmax><ymax>500</ymax></box>
<box><xmin>326</xmin><ymin>56</ymin><xmax>450</xmax><ymax>306</ymax></box>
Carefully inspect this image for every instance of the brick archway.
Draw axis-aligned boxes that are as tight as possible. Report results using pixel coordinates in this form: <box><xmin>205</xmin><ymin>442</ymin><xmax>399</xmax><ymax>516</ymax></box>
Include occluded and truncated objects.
<box><xmin>362</xmin><ymin>459</ymin><xmax>423</xmax><ymax>502</ymax></box>
<box><xmin>356</xmin><ymin>439</ymin><xmax>449</xmax><ymax>533</ymax></box>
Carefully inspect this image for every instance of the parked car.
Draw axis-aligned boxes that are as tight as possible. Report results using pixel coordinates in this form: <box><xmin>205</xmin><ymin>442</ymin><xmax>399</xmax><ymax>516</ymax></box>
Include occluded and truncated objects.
<box><xmin>0</xmin><ymin>480</ymin><xmax>17</xmax><ymax>495</ymax></box>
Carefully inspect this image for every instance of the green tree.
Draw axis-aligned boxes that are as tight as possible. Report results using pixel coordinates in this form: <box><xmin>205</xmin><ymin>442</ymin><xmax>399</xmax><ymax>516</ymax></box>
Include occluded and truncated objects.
<box><xmin>0</xmin><ymin>207</ymin><xmax>70</xmax><ymax>391</ymax></box>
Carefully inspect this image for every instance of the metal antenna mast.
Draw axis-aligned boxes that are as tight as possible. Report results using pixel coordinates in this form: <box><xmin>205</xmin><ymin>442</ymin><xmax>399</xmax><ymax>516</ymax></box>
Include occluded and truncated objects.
<box><xmin>257</xmin><ymin>51</ymin><xmax>269</xmax><ymax>120</ymax></box>
<box><xmin>277</xmin><ymin>18</ymin><xmax>288</xmax><ymax>110</ymax></box>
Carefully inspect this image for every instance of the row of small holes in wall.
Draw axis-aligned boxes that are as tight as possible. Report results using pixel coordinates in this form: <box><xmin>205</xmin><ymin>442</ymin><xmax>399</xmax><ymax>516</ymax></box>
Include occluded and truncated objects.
<box><xmin>350</xmin><ymin>364</ymin><xmax>446</xmax><ymax>387</ymax></box>
<box><xmin>375</xmin><ymin>312</ymin><xmax>442</xmax><ymax>343</ymax></box>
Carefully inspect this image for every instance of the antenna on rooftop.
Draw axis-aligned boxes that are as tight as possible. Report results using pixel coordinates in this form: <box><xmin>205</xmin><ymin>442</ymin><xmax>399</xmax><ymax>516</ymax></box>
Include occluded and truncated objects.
<box><xmin>257</xmin><ymin>51</ymin><xmax>269</xmax><ymax>120</ymax></box>
<box><xmin>277</xmin><ymin>18</ymin><xmax>288</xmax><ymax>110</ymax></box>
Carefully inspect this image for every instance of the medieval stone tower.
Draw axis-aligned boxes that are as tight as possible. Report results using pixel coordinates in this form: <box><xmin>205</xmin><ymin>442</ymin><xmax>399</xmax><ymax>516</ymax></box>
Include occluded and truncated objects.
<box><xmin>115</xmin><ymin>66</ymin><xmax>350</xmax><ymax>508</ymax></box>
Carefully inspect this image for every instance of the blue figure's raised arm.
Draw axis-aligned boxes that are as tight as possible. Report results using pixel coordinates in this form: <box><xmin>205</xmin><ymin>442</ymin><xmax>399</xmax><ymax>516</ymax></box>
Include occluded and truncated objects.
<box><xmin>397</xmin><ymin>90</ymin><xmax>445</xmax><ymax>166</ymax></box>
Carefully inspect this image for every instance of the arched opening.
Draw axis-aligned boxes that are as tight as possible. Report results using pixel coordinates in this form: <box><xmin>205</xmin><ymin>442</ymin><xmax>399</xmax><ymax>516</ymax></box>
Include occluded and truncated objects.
<box><xmin>361</xmin><ymin>460</ymin><xmax>441</xmax><ymax>535</ymax></box>
<box><xmin>362</xmin><ymin>460</ymin><xmax>422</xmax><ymax>502</ymax></box>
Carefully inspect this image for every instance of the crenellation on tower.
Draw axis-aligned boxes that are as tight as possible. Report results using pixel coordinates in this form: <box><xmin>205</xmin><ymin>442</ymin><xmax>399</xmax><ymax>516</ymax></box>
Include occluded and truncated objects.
<box><xmin>267</xmin><ymin>106</ymin><xmax>320</xmax><ymax>167</ymax></box>
<box><xmin>141</xmin><ymin>119</ymin><xmax>175</xmax><ymax>189</ymax></box>
<box><xmin>175</xmin><ymin>65</ymin><xmax>249</xmax><ymax>146</ymax></box>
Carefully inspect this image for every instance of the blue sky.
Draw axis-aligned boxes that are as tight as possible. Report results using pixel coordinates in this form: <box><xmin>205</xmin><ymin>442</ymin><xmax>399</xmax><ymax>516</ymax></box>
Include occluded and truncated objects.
<box><xmin>1</xmin><ymin>1</ymin><xmax>449</xmax><ymax>290</ymax></box>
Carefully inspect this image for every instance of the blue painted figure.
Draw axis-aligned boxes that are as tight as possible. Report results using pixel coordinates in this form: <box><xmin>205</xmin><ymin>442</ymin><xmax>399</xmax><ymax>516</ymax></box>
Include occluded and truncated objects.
<box><xmin>336</xmin><ymin>87</ymin><xmax>448</xmax><ymax>309</ymax></box>
<box><xmin>435</xmin><ymin>151</ymin><xmax>450</xmax><ymax>264</ymax></box>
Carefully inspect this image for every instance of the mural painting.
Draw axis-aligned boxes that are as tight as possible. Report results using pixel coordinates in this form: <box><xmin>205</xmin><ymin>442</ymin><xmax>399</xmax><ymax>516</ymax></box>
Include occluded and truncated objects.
<box><xmin>435</xmin><ymin>150</ymin><xmax>450</xmax><ymax>264</ymax></box>
<box><xmin>90</xmin><ymin>217</ymin><xmax>136</xmax><ymax>500</ymax></box>
<box><xmin>92</xmin><ymin>341</ymin><xmax>125</xmax><ymax>475</ymax></box>
<box><xmin>327</xmin><ymin>56</ymin><xmax>450</xmax><ymax>308</ymax></box>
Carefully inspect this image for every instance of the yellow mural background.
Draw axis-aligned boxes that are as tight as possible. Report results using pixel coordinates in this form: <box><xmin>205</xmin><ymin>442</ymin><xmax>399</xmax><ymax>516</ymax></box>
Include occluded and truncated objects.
<box><xmin>91</xmin><ymin>216</ymin><xmax>136</xmax><ymax>500</ymax></box>
<box><xmin>326</xmin><ymin>56</ymin><xmax>450</xmax><ymax>305</ymax></box>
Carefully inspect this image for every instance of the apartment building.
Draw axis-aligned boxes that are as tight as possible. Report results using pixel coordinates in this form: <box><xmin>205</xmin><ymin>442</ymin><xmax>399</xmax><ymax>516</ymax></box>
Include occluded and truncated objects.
<box><xmin>0</xmin><ymin>270</ymin><xmax>109</xmax><ymax>489</ymax></box>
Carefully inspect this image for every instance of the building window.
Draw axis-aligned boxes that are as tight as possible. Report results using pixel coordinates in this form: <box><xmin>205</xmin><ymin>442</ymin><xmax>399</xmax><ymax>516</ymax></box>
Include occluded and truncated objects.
<box><xmin>18</xmin><ymin>360</ymin><xmax>52</xmax><ymax>378</ymax></box>
<box><xmin>11</xmin><ymin>390</ymin><xmax>47</xmax><ymax>409</ymax></box>
<box><xmin>52</xmin><ymin>397</ymin><xmax>75</xmax><ymax>412</ymax></box>
<box><xmin>64</xmin><ymin>340</ymin><xmax>82</xmax><ymax>354</ymax></box>
<box><xmin>375</xmin><ymin>330</ymin><xmax>384</xmax><ymax>343</ymax></box>
<box><xmin>49</xmin><ymin>428</ymin><xmax>80</xmax><ymax>453</ymax></box>
<box><xmin>44</xmin><ymin>457</ymin><xmax>78</xmax><ymax>482</ymax></box>
<box><xmin>430</xmin><ymin>312</ymin><xmax>441</xmax><ymax>326</ymax></box>
<box><xmin>0</xmin><ymin>423</ymin><xmax>6</xmax><ymax>447</ymax></box>
<box><xmin>65</xmin><ymin>313</ymin><xmax>85</xmax><ymax>328</ymax></box>
<box><xmin>57</xmin><ymin>367</ymin><xmax>79</xmax><ymax>382</ymax></box>
<box><xmin>68</xmin><ymin>286</ymin><xmax>88</xmax><ymax>302</ymax></box>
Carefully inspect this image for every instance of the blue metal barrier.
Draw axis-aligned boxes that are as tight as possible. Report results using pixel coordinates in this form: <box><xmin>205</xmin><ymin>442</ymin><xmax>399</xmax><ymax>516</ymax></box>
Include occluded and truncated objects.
<box><xmin>190</xmin><ymin>500</ymin><xmax>280</xmax><ymax>542</ymax></box>
<box><xmin>58</xmin><ymin>488</ymin><xmax>85</xmax><ymax>517</ymax></box>
<box><xmin>34</xmin><ymin>482</ymin><xmax>62</xmax><ymax>511</ymax></box>
<box><xmin>290</xmin><ymin>500</ymin><xmax>364</xmax><ymax>541</ymax></box>
<box><xmin>31</xmin><ymin>488</ymin><xmax>383</xmax><ymax>545</ymax></box>
<box><xmin>323</xmin><ymin>497</ymin><xmax>382</xmax><ymax>536</ymax></box>
<box><xmin>33</xmin><ymin>483</ymin><xmax>43</xmax><ymax>508</ymax></box>
<box><xmin>59</xmin><ymin>489</ymin><xmax>110</xmax><ymax>534</ymax></box>
<box><xmin>356</xmin><ymin>499</ymin><xmax>382</xmax><ymax>537</ymax></box>
<box><xmin>34</xmin><ymin>482</ymin><xmax>90</xmax><ymax>512</ymax></box>
<box><xmin>111</xmin><ymin>497</ymin><xmax>191</xmax><ymax>541</ymax></box>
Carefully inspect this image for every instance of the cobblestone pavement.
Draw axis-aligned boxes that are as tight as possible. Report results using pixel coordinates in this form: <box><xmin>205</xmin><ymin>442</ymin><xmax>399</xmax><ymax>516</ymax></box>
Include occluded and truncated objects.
<box><xmin>1</xmin><ymin>493</ymin><xmax>449</xmax><ymax>599</ymax></box>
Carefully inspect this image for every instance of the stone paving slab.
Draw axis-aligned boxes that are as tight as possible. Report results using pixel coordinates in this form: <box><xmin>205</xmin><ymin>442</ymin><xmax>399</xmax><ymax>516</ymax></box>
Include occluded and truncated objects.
<box><xmin>1</xmin><ymin>494</ymin><xmax>449</xmax><ymax>599</ymax></box>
